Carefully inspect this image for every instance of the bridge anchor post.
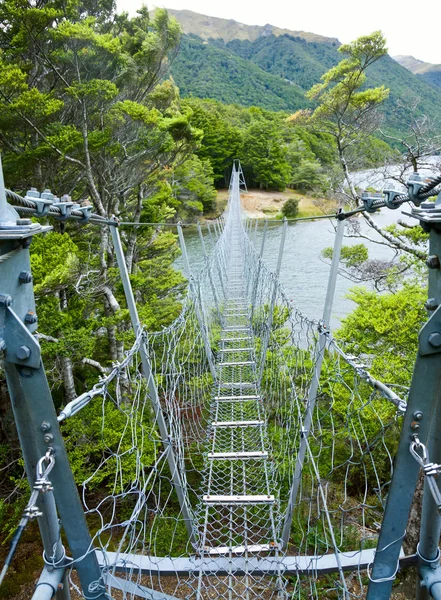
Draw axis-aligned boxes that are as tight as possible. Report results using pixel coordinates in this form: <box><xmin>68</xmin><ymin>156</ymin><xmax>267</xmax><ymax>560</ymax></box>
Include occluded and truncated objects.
<box><xmin>0</xmin><ymin>158</ymin><xmax>106</xmax><ymax>598</ymax></box>
<box><xmin>367</xmin><ymin>199</ymin><xmax>441</xmax><ymax>599</ymax></box>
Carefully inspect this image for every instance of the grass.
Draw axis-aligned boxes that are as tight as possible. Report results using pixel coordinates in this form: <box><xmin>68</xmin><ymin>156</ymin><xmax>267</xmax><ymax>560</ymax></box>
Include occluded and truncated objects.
<box><xmin>289</xmin><ymin>191</ymin><xmax>337</xmax><ymax>218</ymax></box>
<box><xmin>213</xmin><ymin>188</ymin><xmax>338</xmax><ymax>220</ymax></box>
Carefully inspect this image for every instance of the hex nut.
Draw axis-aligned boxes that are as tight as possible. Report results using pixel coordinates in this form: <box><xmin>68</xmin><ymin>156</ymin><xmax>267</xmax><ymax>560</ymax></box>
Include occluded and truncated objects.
<box><xmin>428</xmin><ymin>332</ymin><xmax>441</xmax><ymax>348</ymax></box>
<box><xmin>0</xmin><ymin>294</ymin><xmax>12</xmax><ymax>307</ymax></box>
<box><xmin>19</xmin><ymin>271</ymin><xmax>33</xmax><ymax>284</ymax></box>
<box><xmin>426</xmin><ymin>255</ymin><xmax>441</xmax><ymax>269</ymax></box>
<box><xmin>24</xmin><ymin>311</ymin><xmax>38</xmax><ymax>324</ymax></box>
<box><xmin>425</xmin><ymin>298</ymin><xmax>439</xmax><ymax>311</ymax></box>
<box><xmin>43</xmin><ymin>433</ymin><xmax>54</xmax><ymax>443</ymax></box>
<box><xmin>16</xmin><ymin>345</ymin><xmax>31</xmax><ymax>360</ymax></box>
<box><xmin>40</xmin><ymin>422</ymin><xmax>51</xmax><ymax>432</ymax></box>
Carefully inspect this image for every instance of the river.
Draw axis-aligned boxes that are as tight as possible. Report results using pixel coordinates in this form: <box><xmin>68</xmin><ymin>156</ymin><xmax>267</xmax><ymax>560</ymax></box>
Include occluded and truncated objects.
<box><xmin>176</xmin><ymin>207</ymin><xmax>405</xmax><ymax>330</ymax></box>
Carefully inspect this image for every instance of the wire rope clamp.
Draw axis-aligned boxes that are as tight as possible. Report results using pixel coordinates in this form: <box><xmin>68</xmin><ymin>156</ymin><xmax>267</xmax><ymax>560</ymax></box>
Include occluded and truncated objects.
<box><xmin>75</xmin><ymin>205</ymin><xmax>93</xmax><ymax>224</ymax></box>
<box><xmin>383</xmin><ymin>189</ymin><xmax>402</xmax><ymax>210</ymax></box>
<box><xmin>25</xmin><ymin>189</ymin><xmax>54</xmax><ymax>217</ymax></box>
<box><xmin>407</xmin><ymin>172</ymin><xmax>425</xmax><ymax>205</ymax></box>
<box><xmin>53</xmin><ymin>195</ymin><xmax>74</xmax><ymax>221</ymax></box>
<box><xmin>361</xmin><ymin>191</ymin><xmax>383</xmax><ymax>213</ymax></box>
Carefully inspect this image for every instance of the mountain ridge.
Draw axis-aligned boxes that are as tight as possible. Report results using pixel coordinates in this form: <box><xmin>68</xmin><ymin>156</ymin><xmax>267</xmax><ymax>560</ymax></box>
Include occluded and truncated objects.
<box><xmin>165</xmin><ymin>8</ymin><xmax>340</xmax><ymax>46</ymax></box>
<box><xmin>393</xmin><ymin>54</ymin><xmax>441</xmax><ymax>89</ymax></box>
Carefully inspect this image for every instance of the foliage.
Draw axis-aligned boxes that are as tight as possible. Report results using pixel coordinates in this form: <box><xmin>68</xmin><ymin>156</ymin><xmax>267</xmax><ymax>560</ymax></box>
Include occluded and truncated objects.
<box><xmin>290</xmin><ymin>158</ymin><xmax>327</xmax><ymax>192</ymax></box>
<box><xmin>305</xmin><ymin>31</ymin><xmax>390</xmax><ymax>177</ymax></box>
<box><xmin>336</xmin><ymin>283</ymin><xmax>427</xmax><ymax>387</ymax></box>
<box><xmin>281</xmin><ymin>198</ymin><xmax>300</xmax><ymax>218</ymax></box>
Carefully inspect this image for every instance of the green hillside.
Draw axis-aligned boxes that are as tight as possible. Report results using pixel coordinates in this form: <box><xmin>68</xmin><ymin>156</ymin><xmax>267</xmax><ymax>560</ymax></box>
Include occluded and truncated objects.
<box><xmin>172</xmin><ymin>35</ymin><xmax>311</xmax><ymax>111</ymax></box>
<box><xmin>169</xmin><ymin>11</ymin><xmax>441</xmax><ymax>136</ymax></box>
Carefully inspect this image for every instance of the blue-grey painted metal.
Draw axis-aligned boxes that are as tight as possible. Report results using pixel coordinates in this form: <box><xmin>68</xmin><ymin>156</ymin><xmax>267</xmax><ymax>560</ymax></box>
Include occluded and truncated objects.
<box><xmin>0</xmin><ymin>158</ymin><xmax>106</xmax><ymax>599</ymax></box>
<box><xmin>416</xmin><ymin>220</ymin><xmax>441</xmax><ymax>600</ymax></box>
<box><xmin>99</xmin><ymin>548</ymin><xmax>413</xmax><ymax>577</ymax></box>
<box><xmin>109</xmin><ymin>223</ymin><xmax>196</xmax><ymax>545</ymax></box>
<box><xmin>281</xmin><ymin>217</ymin><xmax>345</xmax><ymax>548</ymax></box>
<box><xmin>367</xmin><ymin>212</ymin><xmax>441</xmax><ymax>597</ymax></box>
<box><xmin>32</xmin><ymin>566</ymin><xmax>67</xmax><ymax>600</ymax></box>
<box><xmin>257</xmin><ymin>217</ymin><xmax>288</xmax><ymax>386</ymax></box>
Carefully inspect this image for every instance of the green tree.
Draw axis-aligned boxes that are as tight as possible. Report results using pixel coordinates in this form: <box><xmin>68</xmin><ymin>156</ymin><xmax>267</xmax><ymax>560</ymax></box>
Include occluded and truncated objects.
<box><xmin>183</xmin><ymin>98</ymin><xmax>242</xmax><ymax>186</ymax></box>
<box><xmin>336</xmin><ymin>284</ymin><xmax>427</xmax><ymax>387</ymax></box>
<box><xmin>241</xmin><ymin>118</ymin><xmax>291</xmax><ymax>190</ymax></box>
<box><xmin>303</xmin><ymin>31</ymin><xmax>389</xmax><ymax>198</ymax></box>
<box><xmin>0</xmin><ymin>1</ymin><xmax>198</xmax><ymax>401</ymax></box>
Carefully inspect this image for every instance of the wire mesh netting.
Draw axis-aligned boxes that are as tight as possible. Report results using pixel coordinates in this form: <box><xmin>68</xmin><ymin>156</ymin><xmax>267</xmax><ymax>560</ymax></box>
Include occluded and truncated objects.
<box><xmin>57</xmin><ymin>165</ymin><xmax>406</xmax><ymax>599</ymax></box>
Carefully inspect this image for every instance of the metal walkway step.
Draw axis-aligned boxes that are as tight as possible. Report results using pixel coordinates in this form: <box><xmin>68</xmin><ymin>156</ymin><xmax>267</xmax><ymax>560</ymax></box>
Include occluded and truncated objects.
<box><xmin>203</xmin><ymin>494</ymin><xmax>275</xmax><ymax>505</ymax></box>
<box><xmin>214</xmin><ymin>394</ymin><xmax>260</xmax><ymax>401</ymax></box>
<box><xmin>204</xmin><ymin>543</ymin><xmax>279</xmax><ymax>555</ymax></box>
<box><xmin>211</xmin><ymin>420</ymin><xmax>264</xmax><ymax>427</ymax></box>
<box><xmin>218</xmin><ymin>361</ymin><xmax>255</xmax><ymax>367</ymax></box>
<box><xmin>208</xmin><ymin>451</ymin><xmax>268</xmax><ymax>460</ymax></box>
<box><xmin>220</xmin><ymin>348</ymin><xmax>253</xmax><ymax>352</ymax></box>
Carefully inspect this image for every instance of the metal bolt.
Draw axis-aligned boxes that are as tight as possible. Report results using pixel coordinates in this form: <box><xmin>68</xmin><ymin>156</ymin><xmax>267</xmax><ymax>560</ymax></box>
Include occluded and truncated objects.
<box><xmin>411</xmin><ymin>421</ymin><xmax>421</xmax><ymax>431</ymax></box>
<box><xmin>425</xmin><ymin>298</ymin><xmax>439</xmax><ymax>311</ymax></box>
<box><xmin>413</xmin><ymin>411</ymin><xmax>423</xmax><ymax>421</ymax></box>
<box><xmin>427</xmin><ymin>255</ymin><xmax>441</xmax><ymax>269</ymax></box>
<box><xmin>19</xmin><ymin>271</ymin><xmax>33</xmax><ymax>284</ymax></box>
<box><xmin>0</xmin><ymin>294</ymin><xmax>12</xmax><ymax>307</ymax></box>
<box><xmin>40</xmin><ymin>422</ymin><xmax>51</xmax><ymax>432</ymax></box>
<box><xmin>428</xmin><ymin>332</ymin><xmax>441</xmax><ymax>348</ymax></box>
<box><xmin>43</xmin><ymin>433</ymin><xmax>54</xmax><ymax>444</ymax></box>
<box><xmin>24</xmin><ymin>311</ymin><xmax>38</xmax><ymax>325</ymax></box>
<box><xmin>16</xmin><ymin>345</ymin><xmax>31</xmax><ymax>360</ymax></box>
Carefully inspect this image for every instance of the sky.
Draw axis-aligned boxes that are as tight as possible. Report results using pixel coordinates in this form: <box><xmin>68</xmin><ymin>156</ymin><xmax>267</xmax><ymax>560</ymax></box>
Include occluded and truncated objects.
<box><xmin>116</xmin><ymin>0</ymin><xmax>441</xmax><ymax>64</ymax></box>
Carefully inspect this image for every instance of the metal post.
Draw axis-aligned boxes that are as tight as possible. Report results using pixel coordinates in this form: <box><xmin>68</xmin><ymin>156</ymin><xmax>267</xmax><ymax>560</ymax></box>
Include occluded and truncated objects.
<box><xmin>0</xmin><ymin>158</ymin><xmax>97</xmax><ymax>598</ymax></box>
<box><xmin>257</xmin><ymin>217</ymin><xmax>288</xmax><ymax>386</ymax></box>
<box><xmin>197</xmin><ymin>222</ymin><xmax>222</xmax><ymax>324</ymax></box>
<box><xmin>416</xmin><ymin>224</ymin><xmax>441</xmax><ymax>600</ymax></box>
<box><xmin>109</xmin><ymin>223</ymin><xmax>196</xmax><ymax>545</ymax></box>
<box><xmin>281</xmin><ymin>217</ymin><xmax>345</xmax><ymax>548</ymax></box>
<box><xmin>2</xmin><ymin>298</ymin><xmax>104</xmax><ymax>596</ymax></box>
<box><xmin>251</xmin><ymin>220</ymin><xmax>268</xmax><ymax>320</ymax></box>
<box><xmin>176</xmin><ymin>223</ymin><xmax>217</xmax><ymax>381</ymax></box>
<box><xmin>32</xmin><ymin>566</ymin><xmax>66</xmax><ymax>600</ymax></box>
<box><xmin>367</xmin><ymin>210</ymin><xmax>441</xmax><ymax>598</ymax></box>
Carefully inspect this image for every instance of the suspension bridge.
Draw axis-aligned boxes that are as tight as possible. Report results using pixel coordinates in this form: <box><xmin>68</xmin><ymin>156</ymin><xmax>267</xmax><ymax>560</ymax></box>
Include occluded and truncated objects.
<box><xmin>1</xmin><ymin>160</ymin><xmax>441</xmax><ymax>600</ymax></box>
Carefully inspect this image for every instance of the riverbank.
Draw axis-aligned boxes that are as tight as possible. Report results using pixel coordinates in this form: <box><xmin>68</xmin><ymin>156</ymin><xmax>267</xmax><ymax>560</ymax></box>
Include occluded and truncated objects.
<box><xmin>215</xmin><ymin>189</ymin><xmax>337</xmax><ymax>219</ymax></box>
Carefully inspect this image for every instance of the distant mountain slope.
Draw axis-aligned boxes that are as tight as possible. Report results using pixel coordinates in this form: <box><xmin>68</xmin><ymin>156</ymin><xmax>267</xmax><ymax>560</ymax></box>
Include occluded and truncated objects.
<box><xmin>168</xmin><ymin>10</ymin><xmax>441</xmax><ymax>135</ymax></box>
<box><xmin>165</xmin><ymin>8</ymin><xmax>339</xmax><ymax>45</ymax></box>
<box><xmin>393</xmin><ymin>55</ymin><xmax>441</xmax><ymax>89</ymax></box>
<box><xmin>172</xmin><ymin>35</ymin><xmax>311</xmax><ymax>111</ymax></box>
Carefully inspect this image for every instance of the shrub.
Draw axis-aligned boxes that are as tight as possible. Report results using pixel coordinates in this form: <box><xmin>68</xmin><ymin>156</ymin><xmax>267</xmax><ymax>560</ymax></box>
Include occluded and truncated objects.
<box><xmin>281</xmin><ymin>197</ymin><xmax>300</xmax><ymax>218</ymax></box>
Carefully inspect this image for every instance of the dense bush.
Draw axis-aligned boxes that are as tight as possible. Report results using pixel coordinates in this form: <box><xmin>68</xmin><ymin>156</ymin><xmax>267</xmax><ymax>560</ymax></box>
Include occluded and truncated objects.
<box><xmin>281</xmin><ymin>198</ymin><xmax>300</xmax><ymax>218</ymax></box>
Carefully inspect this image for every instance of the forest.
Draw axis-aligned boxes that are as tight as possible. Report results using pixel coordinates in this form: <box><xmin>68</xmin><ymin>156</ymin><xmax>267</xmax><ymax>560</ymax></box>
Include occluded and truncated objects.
<box><xmin>0</xmin><ymin>1</ymin><xmax>438</xmax><ymax>597</ymax></box>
